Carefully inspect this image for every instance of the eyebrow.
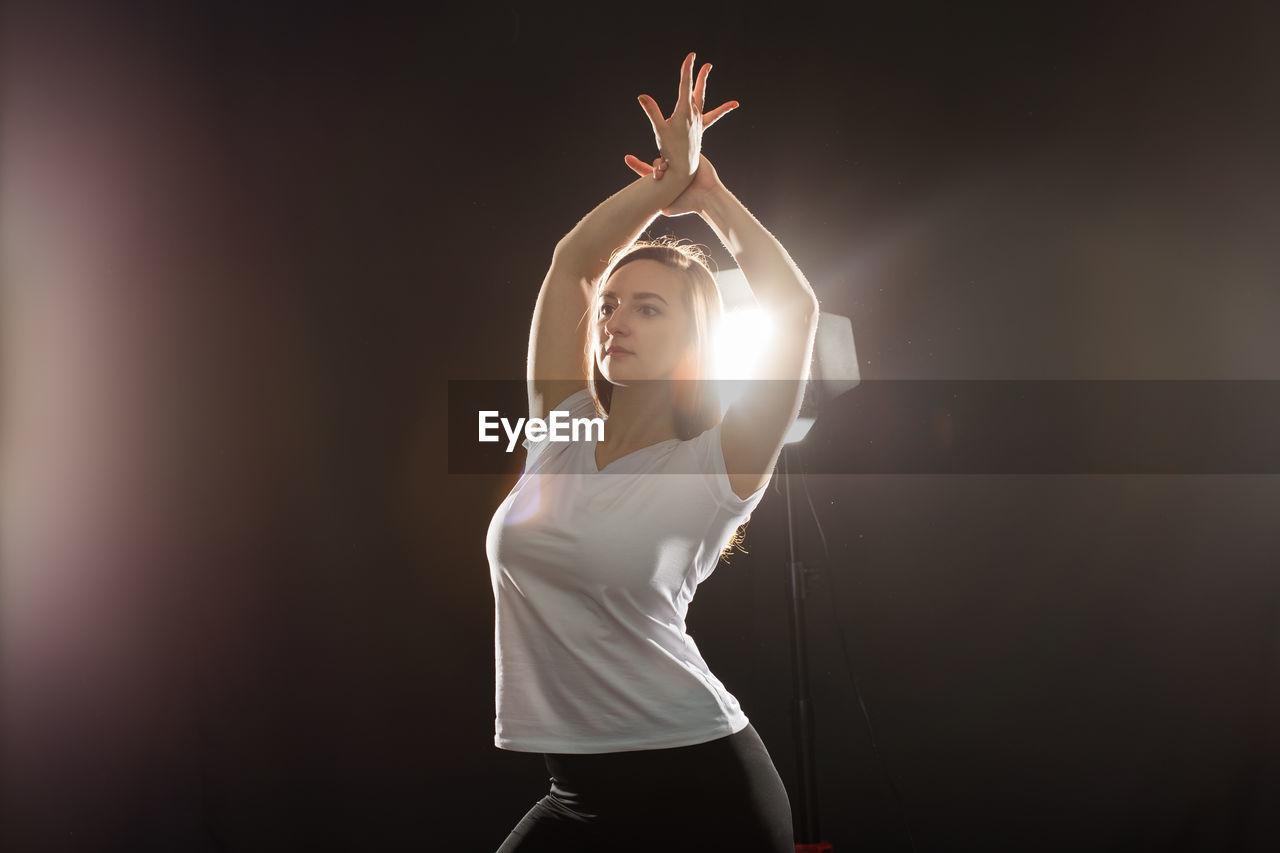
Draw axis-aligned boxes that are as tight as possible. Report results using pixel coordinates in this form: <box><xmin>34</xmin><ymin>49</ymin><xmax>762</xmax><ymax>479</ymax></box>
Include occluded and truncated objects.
<box><xmin>599</xmin><ymin>290</ymin><xmax>669</xmax><ymax>305</ymax></box>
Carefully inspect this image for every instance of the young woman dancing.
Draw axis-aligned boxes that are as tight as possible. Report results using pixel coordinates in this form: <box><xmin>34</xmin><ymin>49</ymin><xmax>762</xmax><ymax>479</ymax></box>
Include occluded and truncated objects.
<box><xmin>487</xmin><ymin>51</ymin><xmax>820</xmax><ymax>852</ymax></box>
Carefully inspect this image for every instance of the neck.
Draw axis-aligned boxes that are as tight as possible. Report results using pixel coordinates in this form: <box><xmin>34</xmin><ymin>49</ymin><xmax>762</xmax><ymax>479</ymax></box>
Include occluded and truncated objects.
<box><xmin>602</xmin><ymin>382</ymin><xmax>681</xmax><ymax>449</ymax></box>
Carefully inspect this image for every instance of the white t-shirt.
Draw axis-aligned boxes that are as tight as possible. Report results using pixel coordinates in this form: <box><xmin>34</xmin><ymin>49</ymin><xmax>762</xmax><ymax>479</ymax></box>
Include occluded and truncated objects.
<box><xmin>485</xmin><ymin>387</ymin><xmax>771</xmax><ymax>753</ymax></box>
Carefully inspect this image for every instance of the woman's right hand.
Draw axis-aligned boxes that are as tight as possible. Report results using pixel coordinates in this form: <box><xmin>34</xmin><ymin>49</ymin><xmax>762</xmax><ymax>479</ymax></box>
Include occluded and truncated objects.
<box><xmin>624</xmin><ymin>152</ymin><xmax>725</xmax><ymax>217</ymax></box>
<box><xmin>635</xmin><ymin>52</ymin><xmax>737</xmax><ymax>178</ymax></box>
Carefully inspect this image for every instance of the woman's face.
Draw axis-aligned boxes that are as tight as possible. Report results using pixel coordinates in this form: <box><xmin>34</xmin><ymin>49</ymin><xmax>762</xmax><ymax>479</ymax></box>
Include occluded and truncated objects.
<box><xmin>595</xmin><ymin>259</ymin><xmax>693</xmax><ymax>384</ymax></box>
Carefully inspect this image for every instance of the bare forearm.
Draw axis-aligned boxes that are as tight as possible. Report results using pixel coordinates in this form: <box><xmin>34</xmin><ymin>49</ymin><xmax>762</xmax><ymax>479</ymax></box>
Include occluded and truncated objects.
<box><xmin>699</xmin><ymin>185</ymin><xmax>818</xmax><ymax>312</ymax></box>
<box><xmin>554</xmin><ymin>164</ymin><xmax>694</xmax><ymax>282</ymax></box>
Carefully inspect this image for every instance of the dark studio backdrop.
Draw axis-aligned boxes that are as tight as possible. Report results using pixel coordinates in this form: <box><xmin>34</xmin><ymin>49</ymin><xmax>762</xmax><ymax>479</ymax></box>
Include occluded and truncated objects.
<box><xmin>1</xmin><ymin>1</ymin><xmax>1278</xmax><ymax>850</ymax></box>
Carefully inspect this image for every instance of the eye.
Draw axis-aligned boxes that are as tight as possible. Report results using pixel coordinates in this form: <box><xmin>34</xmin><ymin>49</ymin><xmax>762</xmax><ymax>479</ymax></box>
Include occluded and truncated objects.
<box><xmin>599</xmin><ymin>302</ymin><xmax>660</xmax><ymax>318</ymax></box>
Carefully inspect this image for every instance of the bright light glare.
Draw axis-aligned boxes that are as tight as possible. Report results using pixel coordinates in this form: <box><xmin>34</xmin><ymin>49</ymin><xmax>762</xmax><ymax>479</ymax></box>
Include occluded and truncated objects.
<box><xmin>714</xmin><ymin>306</ymin><xmax>773</xmax><ymax>410</ymax></box>
<box><xmin>715</xmin><ymin>306</ymin><xmax>773</xmax><ymax>379</ymax></box>
<box><xmin>711</xmin><ymin>306</ymin><xmax>768</xmax><ymax>412</ymax></box>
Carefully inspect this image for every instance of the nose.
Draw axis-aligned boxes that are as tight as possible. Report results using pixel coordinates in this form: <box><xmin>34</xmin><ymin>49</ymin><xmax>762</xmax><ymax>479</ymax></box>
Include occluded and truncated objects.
<box><xmin>603</xmin><ymin>311</ymin><xmax>627</xmax><ymax>340</ymax></box>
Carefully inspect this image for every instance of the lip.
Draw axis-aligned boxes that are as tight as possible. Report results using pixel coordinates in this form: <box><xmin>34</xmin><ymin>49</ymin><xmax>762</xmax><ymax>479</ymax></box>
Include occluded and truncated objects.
<box><xmin>604</xmin><ymin>346</ymin><xmax>632</xmax><ymax>356</ymax></box>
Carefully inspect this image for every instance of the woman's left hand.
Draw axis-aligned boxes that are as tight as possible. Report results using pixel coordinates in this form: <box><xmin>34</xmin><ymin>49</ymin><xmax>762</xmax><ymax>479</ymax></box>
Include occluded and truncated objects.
<box><xmin>625</xmin><ymin>56</ymin><xmax>737</xmax><ymax>207</ymax></box>
<box><xmin>624</xmin><ymin>151</ymin><xmax>725</xmax><ymax>217</ymax></box>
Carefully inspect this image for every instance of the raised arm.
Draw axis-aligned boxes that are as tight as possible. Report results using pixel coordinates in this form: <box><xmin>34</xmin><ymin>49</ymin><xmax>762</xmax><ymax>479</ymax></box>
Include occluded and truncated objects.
<box><xmin>627</xmin><ymin>152</ymin><xmax>819</xmax><ymax>498</ymax></box>
<box><xmin>526</xmin><ymin>170</ymin><xmax>693</xmax><ymax>423</ymax></box>
<box><xmin>527</xmin><ymin>53</ymin><xmax>738</xmax><ymax>422</ymax></box>
<box><xmin>701</xmin><ymin>167</ymin><xmax>819</xmax><ymax>499</ymax></box>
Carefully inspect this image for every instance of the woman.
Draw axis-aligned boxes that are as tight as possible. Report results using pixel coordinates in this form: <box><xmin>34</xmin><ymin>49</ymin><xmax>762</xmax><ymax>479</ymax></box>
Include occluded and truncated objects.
<box><xmin>487</xmin><ymin>52</ymin><xmax>819</xmax><ymax>852</ymax></box>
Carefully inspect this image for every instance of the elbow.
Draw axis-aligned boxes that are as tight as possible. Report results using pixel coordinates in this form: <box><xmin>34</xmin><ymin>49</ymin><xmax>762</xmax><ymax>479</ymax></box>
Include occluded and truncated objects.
<box><xmin>550</xmin><ymin>238</ymin><xmax>572</xmax><ymax>266</ymax></box>
<box><xmin>803</xmin><ymin>293</ymin><xmax>820</xmax><ymax>321</ymax></box>
<box><xmin>552</xmin><ymin>235</ymin><xmax>591</xmax><ymax>265</ymax></box>
<box><xmin>549</xmin><ymin>239</ymin><xmax>597</xmax><ymax>281</ymax></box>
<box><xmin>793</xmin><ymin>295</ymin><xmax>821</xmax><ymax>338</ymax></box>
<box><xmin>759</xmin><ymin>295</ymin><xmax>819</xmax><ymax>332</ymax></box>
<box><xmin>786</xmin><ymin>293</ymin><xmax>820</xmax><ymax>326</ymax></box>
<box><xmin>550</xmin><ymin>236</ymin><xmax>575</xmax><ymax>266</ymax></box>
<box><xmin>759</xmin><ymin>289</ymin><xmax>818</xmax><ymax>319</ymax></box>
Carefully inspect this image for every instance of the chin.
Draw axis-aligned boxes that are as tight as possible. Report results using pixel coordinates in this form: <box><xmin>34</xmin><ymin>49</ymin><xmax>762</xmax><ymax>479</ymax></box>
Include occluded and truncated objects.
<box><xmin>602</xmin><ymin>368</ymin><xmax>648</xmax><ymax>386</ymax></box>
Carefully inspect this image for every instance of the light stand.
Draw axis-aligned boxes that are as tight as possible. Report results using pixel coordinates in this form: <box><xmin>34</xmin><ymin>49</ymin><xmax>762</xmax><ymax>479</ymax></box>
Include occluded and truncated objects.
<box><xmin>713</xmin><ymin>269</ymin><xmax>860</xmax><ymax>851</ymax></box>
<box><xmin>779</xmin><ymin>313</ymin><xmax>859</xmax><ymax>853</ymax></box>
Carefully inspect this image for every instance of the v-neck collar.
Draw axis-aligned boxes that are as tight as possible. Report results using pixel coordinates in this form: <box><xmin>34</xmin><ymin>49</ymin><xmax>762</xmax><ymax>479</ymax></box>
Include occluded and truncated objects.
<box><xmin>591</xmin><ymin>437</ymin><xmax>682</xmax><ymax>473</ymax></box>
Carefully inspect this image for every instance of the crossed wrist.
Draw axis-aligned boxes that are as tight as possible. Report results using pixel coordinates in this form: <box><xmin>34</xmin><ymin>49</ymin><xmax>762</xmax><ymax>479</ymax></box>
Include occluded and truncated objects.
<box><xmin>697</xmin><ymin>182</ymin><xmax>731</xmax><ymax>218</ymax></box>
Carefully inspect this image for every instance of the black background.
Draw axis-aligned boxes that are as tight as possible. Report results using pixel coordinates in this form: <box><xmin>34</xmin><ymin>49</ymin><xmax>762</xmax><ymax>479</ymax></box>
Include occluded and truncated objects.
<box><xmin>2</xmin><ymin>2</ymin><xmax>1278</xmax><ymax>850</ymax></box>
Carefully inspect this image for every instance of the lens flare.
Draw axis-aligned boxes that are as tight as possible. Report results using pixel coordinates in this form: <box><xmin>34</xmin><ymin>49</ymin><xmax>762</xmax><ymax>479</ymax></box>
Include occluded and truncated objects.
<box><xmin>715</xmin><ymin>306</ymin><xmax>773</xmax><ymax>379</ymax></box>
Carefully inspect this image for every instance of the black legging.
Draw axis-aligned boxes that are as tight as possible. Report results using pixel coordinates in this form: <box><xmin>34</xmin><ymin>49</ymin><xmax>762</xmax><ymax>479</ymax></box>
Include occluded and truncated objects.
<box><xmin>495</xmin><ymin>722</ymin><xmax>794</xmax><ymax>852</ymax></box>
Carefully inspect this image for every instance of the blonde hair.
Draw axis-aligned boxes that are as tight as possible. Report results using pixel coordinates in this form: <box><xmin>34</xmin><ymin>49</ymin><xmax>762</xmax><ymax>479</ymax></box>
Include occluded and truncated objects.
<box><xmin>582</xmin><ymin>236</ymin><xmax>750</xmax><ymax>563</ymax></box>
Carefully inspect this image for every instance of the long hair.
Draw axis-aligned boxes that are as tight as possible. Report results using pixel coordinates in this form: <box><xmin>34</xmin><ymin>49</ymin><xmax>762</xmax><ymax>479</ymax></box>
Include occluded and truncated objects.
<box><xmin>582</xmin><ymin>236</ymin><xmax>749</xmax><ymax>563</ymax></box>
